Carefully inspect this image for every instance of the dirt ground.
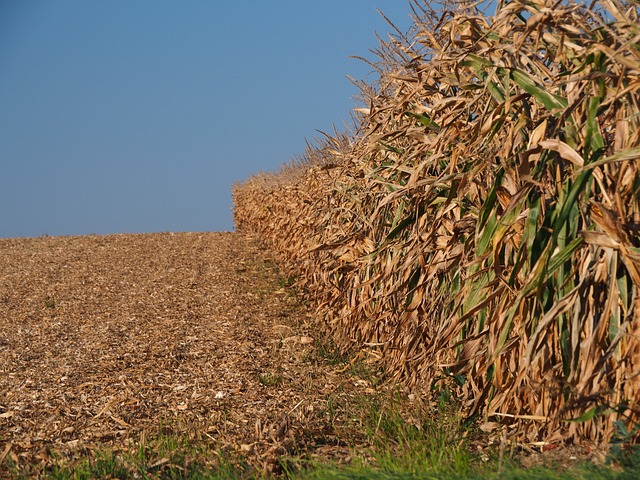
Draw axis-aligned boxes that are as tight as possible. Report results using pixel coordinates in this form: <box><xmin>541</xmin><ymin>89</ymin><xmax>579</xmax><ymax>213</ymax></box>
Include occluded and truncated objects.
<box><xmin>0</xmin><ymin>232</ymin><xmax>375</xmax><ymax>474</ymax></box>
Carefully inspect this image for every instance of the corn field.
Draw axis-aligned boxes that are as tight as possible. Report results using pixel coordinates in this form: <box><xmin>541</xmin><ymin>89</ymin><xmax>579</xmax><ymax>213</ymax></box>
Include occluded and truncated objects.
<box><xmin>233</xmin><ymin>0</ymin><xmax>640</xmax><ymax>445</ymax></box>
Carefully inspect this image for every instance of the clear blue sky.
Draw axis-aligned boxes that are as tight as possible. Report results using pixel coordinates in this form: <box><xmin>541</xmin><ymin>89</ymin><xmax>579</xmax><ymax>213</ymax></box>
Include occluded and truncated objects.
<box><xmin>1</xmin><ymin>1</ymin><xmax>415</xmax><ymax>238</ymax></box>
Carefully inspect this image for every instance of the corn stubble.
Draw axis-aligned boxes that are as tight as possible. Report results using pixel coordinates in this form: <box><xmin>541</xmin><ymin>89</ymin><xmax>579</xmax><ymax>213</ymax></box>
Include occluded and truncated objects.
<box><xmin>233</xmin><ymin>0</ymin><xmax>640</xmax><ymax>445</ymax></box>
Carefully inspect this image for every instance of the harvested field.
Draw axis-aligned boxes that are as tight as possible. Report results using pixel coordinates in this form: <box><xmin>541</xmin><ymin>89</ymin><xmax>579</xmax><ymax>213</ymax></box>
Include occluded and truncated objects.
<box><xmin>0</xmin><ymin>232</ymin><xmax>376</xmax><ymax>473</ymax></box>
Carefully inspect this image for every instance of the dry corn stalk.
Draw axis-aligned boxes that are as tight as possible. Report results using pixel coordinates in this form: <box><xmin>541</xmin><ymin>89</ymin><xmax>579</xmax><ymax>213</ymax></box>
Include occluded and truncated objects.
<box><xmin>233</xmin><ymin>0</ymin><xmax>640</xmax><ymax>445</ymax></box>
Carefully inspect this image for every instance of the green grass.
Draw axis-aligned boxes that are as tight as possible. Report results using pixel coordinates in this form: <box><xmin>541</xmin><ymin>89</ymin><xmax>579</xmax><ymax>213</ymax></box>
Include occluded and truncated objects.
<box><xmin>2</xmin><ymin>431</ymin><xmax>255</xmax><ymax>479</ymax></box>
<box><xmin>299</xmin><ymin>461</ymin><xmax>640</xmax><ymax>480</ymax></box>
<box><xmin>7</xmin><ymin>445</ymin><xmax>639</xmax><ymax>480</ymax></box>
<box><xmin>258</xmin><ymin>371</ymin><xmax>284</xmax><ymax>387</ymax></box>
<box><xmin>4</xmin><ymin>388</ymin><xmax>640</xmax><ymax>480</ymax></box>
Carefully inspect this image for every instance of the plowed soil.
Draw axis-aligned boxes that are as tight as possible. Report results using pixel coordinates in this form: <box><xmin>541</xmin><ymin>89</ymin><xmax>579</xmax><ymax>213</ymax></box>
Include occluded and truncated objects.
<box><xmin>0</xmin><ymin>232</ymin><xmax>372</xmax><ymax>474</ymax></box>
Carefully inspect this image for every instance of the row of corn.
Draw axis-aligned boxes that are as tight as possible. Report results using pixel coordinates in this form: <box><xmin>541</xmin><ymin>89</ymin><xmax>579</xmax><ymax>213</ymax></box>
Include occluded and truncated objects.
<box><xmin>233</xmin><ymin>0</ymin><xmax>640</xmax><ymax>445</ymax></box>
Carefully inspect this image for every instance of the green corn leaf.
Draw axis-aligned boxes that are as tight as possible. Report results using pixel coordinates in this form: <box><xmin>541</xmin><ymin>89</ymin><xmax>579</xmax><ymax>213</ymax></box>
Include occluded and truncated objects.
<box><xmin>551</xmin><ymin>169</ymin><xmax>592</xmax><ymax>238</ymax></box>
<box><xmin>485</xmin><ymin>77</ymin><xmax>505</xmax><ymax>103</ymax></box>
<box><xmin>459</xmin><ymin>54</ymin><xmax>492</xmax><ymax>71</ymax></box>
<box><xmin>460</xmin><ymin>54</ymin><xmax>504</xmax><ymax>102</ymax></box>
<box><xmin>378</xmin><ymin>141</ymin><xmax>404</xmax><ymax>154</ymax></box>
<box><xmin>510</xmin><ymin>69</ymin><xmax>568</xmax><ymax>113</ymax></box>
<box><xmin>495</xmin><ymin>230</ymin><xmax>583</xmax><ymax>359</ymax></box>
<box><xmin>545</xmin><ymin>237</ymin><xmax>583</xmax><ymax>283</ymax></box>
<box><xmin>585</xmin><ymin>96</ymin><xmax>605</xmax><ymax>160</ymax></box>
<box><xmin>385</xmin><ymin>213</ymin><xmax>416</xmax><ymax>243</ymax></box>
<box><xmin>477</xmin><ymin>213</ymin><xmax>499</xmax><ymax>257</ymax></box>
<box><xmin>524</xmin><ymin>194</ymin><xmax>542</xmax><ymax>261</ymax></box>
<box><xmin>478</xmin><ymin>169</ymin><xmax>503</xmax><ymax>230</ymax></box>
<box><xmin>563</xmin><ymin>405</ymin><xmax>612</xmax><ymax>423</ymax></box>
<box><xmin>391</xmin><ymin>201</ymin><xmax>405</xmax><ymax>230</ymax></box>
<box><xmin>565</xmin><ymin>407</ymin><xmax>598</xmax><ymax>423</ymax></box>
<box><xmin>405</xmin><ymin>112</ymin><xmax>441</xmax><ymax>132</ymax></box>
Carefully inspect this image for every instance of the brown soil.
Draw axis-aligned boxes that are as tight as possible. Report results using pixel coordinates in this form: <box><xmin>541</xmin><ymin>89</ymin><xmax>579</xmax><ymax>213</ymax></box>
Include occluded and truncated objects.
<box><xmin>0</xmin><ymin>232</ymin><xmax>374</xmax><ymax>474</ymax></box>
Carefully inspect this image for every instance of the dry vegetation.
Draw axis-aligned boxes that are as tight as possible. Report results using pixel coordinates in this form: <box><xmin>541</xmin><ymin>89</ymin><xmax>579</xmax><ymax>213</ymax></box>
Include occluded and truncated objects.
<box><xmin>0</xmin><ymin>232</ymin><xmax>395</xmax><ymax>475</ymax></box>
<box><xmin>233</xmin><ymin>0</ymin><xmax>640</xmax><ymax>446</ymax></box>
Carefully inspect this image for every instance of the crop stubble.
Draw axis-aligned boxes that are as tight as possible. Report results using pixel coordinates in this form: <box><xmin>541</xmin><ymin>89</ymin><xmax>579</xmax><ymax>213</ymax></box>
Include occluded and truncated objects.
<box><xmin>0</xmin><ymin>232</ymin><xmax>367</xmax><ymax>471</ymax></box>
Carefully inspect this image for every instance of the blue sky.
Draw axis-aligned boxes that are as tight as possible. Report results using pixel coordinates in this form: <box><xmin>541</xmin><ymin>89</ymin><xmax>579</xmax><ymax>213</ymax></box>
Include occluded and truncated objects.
<box><xmin>0</xmin><ymin>1</ymin><xmax>415</xmax><ymax>238</ymax></box>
